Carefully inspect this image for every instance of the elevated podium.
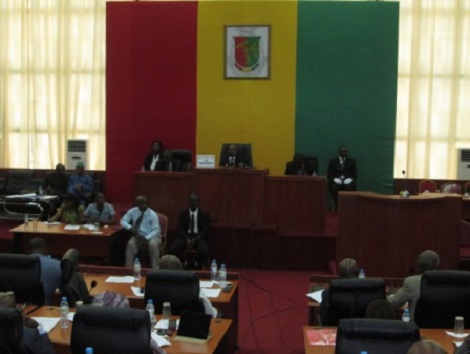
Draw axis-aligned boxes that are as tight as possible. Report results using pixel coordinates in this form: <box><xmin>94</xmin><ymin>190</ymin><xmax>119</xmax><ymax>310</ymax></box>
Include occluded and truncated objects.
<box><xmin>337</xmin><ymin>192</ymin><xmax>461</xmax><ymax>278</ymax></box>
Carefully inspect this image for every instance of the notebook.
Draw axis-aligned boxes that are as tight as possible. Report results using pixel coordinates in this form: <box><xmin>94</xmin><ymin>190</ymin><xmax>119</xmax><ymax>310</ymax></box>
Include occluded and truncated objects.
<box><xmin>173</xmin><ymin>311</ymin><xmax>212</xmax><ymax>344</ymax></box>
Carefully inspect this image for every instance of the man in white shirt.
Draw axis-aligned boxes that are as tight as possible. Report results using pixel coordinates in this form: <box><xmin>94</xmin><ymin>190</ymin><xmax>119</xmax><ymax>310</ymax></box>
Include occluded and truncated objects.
<box><xmin>122</xmin><ymin>195</ymin><xmax>161</xmax><ymax>269</ymax></box>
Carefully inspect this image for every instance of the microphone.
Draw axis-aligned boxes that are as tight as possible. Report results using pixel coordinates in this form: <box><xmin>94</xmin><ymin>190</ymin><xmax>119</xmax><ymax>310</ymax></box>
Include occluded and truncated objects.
<box><xmin>401</xmin><ymin>170</ymin><xmax>409</xmax><ymax>197</ymax></box>
<box><xmin>89</xmin><ymin>280</ymin><xmax>98</xmax><ymax>292</ymax></box>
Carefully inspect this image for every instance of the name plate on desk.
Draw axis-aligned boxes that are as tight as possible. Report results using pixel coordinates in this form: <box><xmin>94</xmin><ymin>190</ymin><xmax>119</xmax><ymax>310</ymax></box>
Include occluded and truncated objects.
<box><xmin>197</xmin><ymin>155</ymin><xmax>215</xmax><ymax>169</ymax></box>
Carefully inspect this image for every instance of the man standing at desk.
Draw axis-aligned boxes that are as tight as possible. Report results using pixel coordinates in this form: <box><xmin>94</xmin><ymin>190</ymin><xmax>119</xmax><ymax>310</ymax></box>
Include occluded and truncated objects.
<box><xmin>328</xmin><ymin>144</ymin><xmax>357</xmax><ymax>212</ymax></box>
<box><xmin>169</xmin><ymin>194</ymin><xmax>210</xmax><ymax>269</ymax></box>
<box><xmin>122</xmin><ymin>195</ymin><xmax>161</xmax><ymax>269</ymax></box>
<box><xmin>67</xmin><ymin>161</ymin><xmax>93</xmax><ymax>206</ymax></box>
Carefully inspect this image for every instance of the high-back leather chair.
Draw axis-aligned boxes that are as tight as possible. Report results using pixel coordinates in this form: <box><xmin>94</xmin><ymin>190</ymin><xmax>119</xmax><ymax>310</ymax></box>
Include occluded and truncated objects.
<box><xmin>335</xmin><ymin>318</ymin><xmax>421</xmax><ymax>354</ymax></box>
<box><xmin>71</xmin><ymin>306</ymin><xmax>151</xmax><ymax>354</ymax></box>
<box><xmin>60</xmin><ymin>248</ymin><xmax>92</xmax><ymax>306</ymax></box>
<box><xmin>418</xmin><ymin>179</ymin><xmax>437</xmax><ymax>193</ymax></box>
<box><xmin>219</xmin><ymin>143</ymin><xmax>253</xmax><ymax>167</ymax></box>
<box><xmin>167</xmin><ymin>149</ymin><xmax>192</xmax><ymax>171</ymax></box>
<box><xmin>0</xmin><ymin>253</ymin><xmax>44</xmax><ymax>306</ymax></box>
<box><xmin>415</xmin><ymin>270</ymin><xmax>470</xmax><ymax>328</ymax></box>
<box><xmin>325</xmin><ymin>278</ymin><xmax>386</xmax><ymax>326</ymax></box>
<box><xmin>0</xmin><ymin>308</ymin><xmax>27</xmax><ymax>354</ymax></box>
<box><xmin>145</xmin><ymin>269</ymin><xmax>204</xmax><ymax>315</ymax></box>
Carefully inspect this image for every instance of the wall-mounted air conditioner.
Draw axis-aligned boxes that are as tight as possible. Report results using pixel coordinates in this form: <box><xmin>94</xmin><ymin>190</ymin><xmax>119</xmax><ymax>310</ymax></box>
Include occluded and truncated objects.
<box><xmin>457</xmin><ymin>148</ymin><xmax>470</xmax><ymax>180</ymax></box>
<box><xmin>66</xmin><ymin>139</ymin><xmax>88</xmax><ymax>170</ymax></box>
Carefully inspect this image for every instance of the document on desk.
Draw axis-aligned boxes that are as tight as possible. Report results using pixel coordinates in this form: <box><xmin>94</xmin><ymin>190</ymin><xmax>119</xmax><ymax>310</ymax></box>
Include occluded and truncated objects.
<box><xmin>31</xmin><ymin>317</ymin><xmax>60</xmax><ymax>333</ymax></box>
<box><xmin>200</xmin><ymin>280</ymin><xmax>215</xmax><ymax>288</ymax></box>
<box><xmin>64</xmin><ymin>224</ymin><xmax>81</xmax><ymax>231</ymax></box>
<box><xmin>306</xmin><ymin>328</ymin><xmax>336</xmax><ymax>346</ymax></box>
<box><xmin>105</xmin><ymin>276</ymin><xmax>135</xmax><ymax>283</ymax></box>
<box><xmin>201</xmin><ymin>288</ymin><xmax>221</xmax><ymax>298</ymax></box>
<box><xmin>306</xmin><ymin>289</ymin><xmax>324</xmax><ymax>303</ymax></box>
<box><xmin>131</xmin><ymin>286</ymin><xmax>145</xmax><ymax>297</ymax></box>
<box><xmin>43</xmin><ymin>221</ymin><xmax>62</xmax><ymax>225</ymax></box>
<box><xmin>151</xmin><ymin>333</ymin><xmax>171</xmax><ymax>347</ymax></box>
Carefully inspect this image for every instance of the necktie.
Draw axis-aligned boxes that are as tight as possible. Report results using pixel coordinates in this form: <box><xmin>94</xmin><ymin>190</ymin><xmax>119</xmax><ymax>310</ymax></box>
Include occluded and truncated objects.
<box><xmin>190</xmin><ymin>213</ymin><xmax>195</xmax><ymax>235</ymax></box>
<box><xmin>134</xmin><ymin>211</ymin><xmax>144</xmax><ymax>232</ymax></box>
<box><xmin>340</xmin><ymin>158</ymin><xmax>345</xmax><ymax>169</ymax></box>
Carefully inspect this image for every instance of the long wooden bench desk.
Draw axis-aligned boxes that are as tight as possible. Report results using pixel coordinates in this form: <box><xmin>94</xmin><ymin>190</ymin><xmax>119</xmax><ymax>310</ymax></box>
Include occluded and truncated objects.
<box><xmin>303</xmin><ymin>326</ymin><xmax>460</xmax><ymax>353</ymax></box>
<box><xmin>77</xmin><ymin>265</ymin><xmax>239</xmax><ymax>353</ymax></box>
<box><xmin>11</xmin><ymin>222</ymin><xmax>118</xmax><ymax>261</ymax></box>
<box><xmin>28</xmin><ymin>306</ymin><xmax>232</xmax><ymax>354</ymax></box>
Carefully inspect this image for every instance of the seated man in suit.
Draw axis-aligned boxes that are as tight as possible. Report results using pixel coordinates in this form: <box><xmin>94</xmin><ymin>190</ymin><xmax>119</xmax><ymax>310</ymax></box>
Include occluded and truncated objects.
<box><xmin>0</xmin><ymin>291</ymin><xmax>56</xmax><ymax>354</ymax></box>
<box><xmin>122</xmin><ymin>195</ymin><xmax>161</xmax><ymax>269</ymax></box>
<box><xmin>66</xmin><ymin>161</ymin><xmax>93</xmax><ymax>205</ymax></box>
<box><xmin>156</xmin><ymin>151</ymin><xmax>182</xmax><ymax>172</ymax></box>
<box><xmin>284</xmin><ymin>153</ymin><xmax>317</xmax><ymax>175</ymax></box>
<box><xmin>327</xmin><ymin>144</ymin><xmax>357</xmax><ymax>212</ymax></box>
<box><xmin>27</xmin><ymin>237</ymin><xmax>61</xmax><ymax>306</ymax></box>
<box><xmin>320</xmin><ymin>258</ymin><xmax>359</xmax><ymax>325</ymax></box>
<box><xmin>387</xmin><ymin>250</ymin><xmax>440</xmax><ymax>321</ymax></box>
<box><xmin>42</xmin><ymin>163</ymin><xmax>68</xmax><ymax>196</ymax></box>
<box><xmin>158</xmin><ymin>255</ymin><xmax>217</xmax><ymax>318</ymax></box>
<box><xmin>168</xmin><ymin>194</ymin><xmax>210</xmax><ymax>270</ymax></box>
<box><xmin>219</xmin><ymin>144</ymin><xmax>245</xmax><ymax>168</ymax></box>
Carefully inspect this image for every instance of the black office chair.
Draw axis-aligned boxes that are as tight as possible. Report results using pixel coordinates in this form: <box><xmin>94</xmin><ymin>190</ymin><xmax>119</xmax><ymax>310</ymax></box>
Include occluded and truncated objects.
<box><xmin>167</xmin><ymin>149</ymin><xmax>192</xmax><ymax>171</ymax></box>
<box><xmin>325</xmin><ymin>278</ymin><xmax>386</xmax><ymax>326</ymax></box>
<box><xmin>0</xmin><ymin>253</ymin><xmax>44</xmax><ymax>306</ymax></box>
<box><xmin>335</xmin><ymin>318</ymin><xmax>421</xmax><ymax>354</ymax></box>
<box><xmin>0</xmin><ymin>308</ymin><xmax>27</xmax><ymax>354</ymax></box>
<box><xmin>71</xmin><ymin>306</ymin><xmax>151</xmax><ymax>354</ymax></box>
<box><xmin>145</xmin><ymin>269</ymin><xmax>205</xmax><ymax>315</ymax></box>
<box><xmin>414</xmin><ymin>270</ymin><xmax>470</xmax><ymax>328</ymax></box>
<box><xmin>60</xmin><ymin>248</ymin><xmax>92</xmax><ymax>307</ymax></box>
<box><xmin>219</xmin><ymin>143</ymin><xmax>253</xmax><ymax>167</ymax></box>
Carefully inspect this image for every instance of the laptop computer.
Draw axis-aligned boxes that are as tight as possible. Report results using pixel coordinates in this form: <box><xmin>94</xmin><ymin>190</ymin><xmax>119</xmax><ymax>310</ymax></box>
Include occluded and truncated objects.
<box><xmin>173</xmin><ymin>311</ymin><xmax>212</xmax><ymax>344</ymax></box>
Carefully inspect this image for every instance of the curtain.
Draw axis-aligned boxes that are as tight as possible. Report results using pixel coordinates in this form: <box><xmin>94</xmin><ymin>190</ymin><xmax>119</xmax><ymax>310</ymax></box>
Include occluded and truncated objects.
<box><xmin>395</xmin><ymin>0</ymin><xmax>470</xmax><ymax>178</ymax></box>
<box><xmin>0</xmin><ymin>0</ymin><xmax>109</xmax><ymax>170</ymax></box>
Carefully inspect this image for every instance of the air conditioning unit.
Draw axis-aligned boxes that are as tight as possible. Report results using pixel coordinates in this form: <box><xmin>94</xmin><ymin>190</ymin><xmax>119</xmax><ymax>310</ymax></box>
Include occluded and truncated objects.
<box><xmin>457</xmin><ymin>148</ymin><xmax>470</xmax><ymax>180</ymax></box>
<box><xmin>66</xmin><ymin>139</ymin><xmax>88</xmax><ymax>169</ymax></box>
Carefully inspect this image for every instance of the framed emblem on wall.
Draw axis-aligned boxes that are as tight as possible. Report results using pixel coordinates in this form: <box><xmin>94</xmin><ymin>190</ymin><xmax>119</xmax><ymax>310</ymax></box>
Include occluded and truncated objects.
<box><xmin>225</xmin><ymin>25</ymin><xmax>271</xmax><ymax>79</ymax></box>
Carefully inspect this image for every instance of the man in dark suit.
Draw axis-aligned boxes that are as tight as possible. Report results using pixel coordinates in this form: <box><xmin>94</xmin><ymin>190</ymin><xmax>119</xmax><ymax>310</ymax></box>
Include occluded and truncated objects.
<box><xmin>327</xmin><ymin>145</ymin><xmax>357</xmax><ymax>212</ymax></box>
<box><xmin>156</xmin><ymin>151</ymin><xmax>182</xmax><ymax>172</ymax></box>
<box><xmin>168</xmin><ymin>194</ymin><xmax>210</xmax><ymax>269</ymax></box>
<box><xmin>284</xmin><ymin>153</ymin><xmax>317</xmax><ymax>175</ymax></box>
<box><xmin>219</xmin><ymin>144</ymin><xmax>245</xmax><ymax>168</ymax></box>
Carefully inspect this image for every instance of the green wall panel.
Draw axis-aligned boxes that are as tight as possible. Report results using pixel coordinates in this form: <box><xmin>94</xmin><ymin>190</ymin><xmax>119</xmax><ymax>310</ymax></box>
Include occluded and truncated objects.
<box><xmin>296</xmin><ymin>1</ymin><xmax>399</xmax><ymax>194</ymax></box>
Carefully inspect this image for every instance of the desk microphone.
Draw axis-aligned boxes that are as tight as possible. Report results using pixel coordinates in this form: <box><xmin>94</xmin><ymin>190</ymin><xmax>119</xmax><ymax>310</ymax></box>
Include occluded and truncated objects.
<box><xmin>401</xmin><ymin>170</ymin><xmax>409</xmax><ymax>197</ymax></box>
<box><xmin>89</xmin><ymin>280</ymin><xmax>98</xmax><ymax>292</ymax></box>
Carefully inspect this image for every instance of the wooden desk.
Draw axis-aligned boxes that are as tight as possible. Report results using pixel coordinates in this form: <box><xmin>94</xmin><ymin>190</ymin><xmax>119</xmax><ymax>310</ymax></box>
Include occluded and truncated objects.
<box><xmin>303</xmin><ymin>326</ymin><xmax>458</xmax><ymax>354</ymax></box>
<box><xmin>29</xmin><ymin>306</ymin><xmax>232</xmax><ymax>354</ymax></box>
<box><xmin>264</xmin><ymin>176</ymin><xmax>327</xmax><ymax>235</ymax></box>
<box><xmin>11</xmin><ymin>222</ymin><xmax>118</xmax><ymax>260</ymax></box>
<box><xmin>76</xmin><ymin>266</ymin><xmax>239</xmax><ymax>352</ymax></box>
<box><xmin>338</xmin><ymin>192</ymin><xmax>461</xmax><ymax>278</ymax></box>
<box><xmin>194</xmin><ymin>168</ymin><xmax>268</xmax><ymax>226</ymax></box>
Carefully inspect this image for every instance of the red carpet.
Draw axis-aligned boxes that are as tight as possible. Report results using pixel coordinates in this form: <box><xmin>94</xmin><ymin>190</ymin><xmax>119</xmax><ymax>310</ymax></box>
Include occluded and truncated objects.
<box><xmin>237</xmin><ymin>269</ymin><xmax>311</xmax><ymax>354</ymax></box>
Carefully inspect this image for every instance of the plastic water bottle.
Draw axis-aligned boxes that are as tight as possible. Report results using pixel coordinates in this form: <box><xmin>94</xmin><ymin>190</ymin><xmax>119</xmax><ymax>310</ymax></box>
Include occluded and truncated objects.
<box><xmin>219</xmin><ymin>263</ymin><xmax>227</xmax><ymax>289</ymax></box>
<box><xmin>24</xmin><ymin>214</ymin><xmax>29</xmax><ymax>230</ymax></box>
<box><xmin>358</xmin><ymin>268</ymin><xmax>365</xmax><ymax>279</ymax></box>
<box><xmin>60</xmin><ymin>297</ymin><xmax>69</xmax><ymax>329</ymax></box>
<box><xmin>402</xmin><ymin>308</ymin><xmax>411</xmax><ymax>322</ymax></box>
<box><xmin>85</xmin><ymin>348</ymin><xmax>93</xmax><ymax>354</ymax></box>
<box><xmin>146</xmin><ymin>299</ymin><xmax>156</xmax><ymax>327</ymax></box>
<box><xmin>133</xmin><ymin>257</ymin><xmax>141</xmax><ymax>281</ymax></box>
<box><xmin>211</xmin><ymin>259</ymin><xmax>218</xmax><ymax>281</ymax></box>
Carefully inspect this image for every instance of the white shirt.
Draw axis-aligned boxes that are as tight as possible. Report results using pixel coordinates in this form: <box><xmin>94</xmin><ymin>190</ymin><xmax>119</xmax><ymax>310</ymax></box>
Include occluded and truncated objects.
<box><xmin>188</xmin><ymin>209</ymin><xmax>199</xmax><ymax>234</ymax></box>
<box><xmin>150</xmin><ymin>155</ymin><xmax>159</xmax><ymax>171</ymax></box>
